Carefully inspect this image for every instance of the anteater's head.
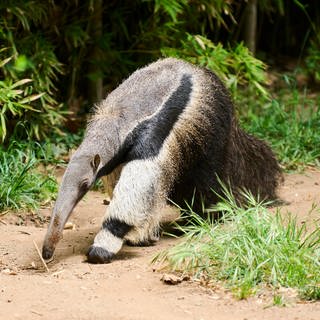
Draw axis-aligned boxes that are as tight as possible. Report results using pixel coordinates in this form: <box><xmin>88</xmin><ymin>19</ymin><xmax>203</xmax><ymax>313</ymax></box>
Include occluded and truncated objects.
<box><xmin>42</xmin><ymin>151</ymin><xmax>101</xmax><ymax>260</ymax></box>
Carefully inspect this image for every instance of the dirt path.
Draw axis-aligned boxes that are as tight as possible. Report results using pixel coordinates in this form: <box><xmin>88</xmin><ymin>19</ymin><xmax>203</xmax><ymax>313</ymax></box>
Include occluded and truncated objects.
<box><xmin>1</xmin><ymin>169</ymin><xmax>320</xmax><ymax>320</ymax></box>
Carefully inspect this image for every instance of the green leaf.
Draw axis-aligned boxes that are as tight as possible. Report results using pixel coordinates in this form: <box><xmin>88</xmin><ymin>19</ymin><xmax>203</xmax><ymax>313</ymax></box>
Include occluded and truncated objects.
<box><xmin>19</xmin><ymin>93</ymin><xmax>45</xmax><ymax>104</ymax></box>
<box><xmin>0</xmin><ymin>114</ymin><xmax>7</xmax><ymax>141</ymax></box>
<box><xmin>0</xmin><ymin>56</ymin><xmax>14</xmax><ymax>68</ymax></box>
<box><xmin>10</xmin><ymin>79</ymin><xmax>33</xmax><ymax>88</ymax></box>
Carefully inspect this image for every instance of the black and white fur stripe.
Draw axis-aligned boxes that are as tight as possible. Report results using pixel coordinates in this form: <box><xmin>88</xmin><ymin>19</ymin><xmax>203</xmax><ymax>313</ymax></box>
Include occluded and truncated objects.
<box><xmin>87</xmin><ymin>218</ymin><xmax>132</xmax><ymax>263</ymax></box>
<box><xmin>96</xmin><ymin>73</ymin><xmax>193</xmax><ymax>178</ymax></box>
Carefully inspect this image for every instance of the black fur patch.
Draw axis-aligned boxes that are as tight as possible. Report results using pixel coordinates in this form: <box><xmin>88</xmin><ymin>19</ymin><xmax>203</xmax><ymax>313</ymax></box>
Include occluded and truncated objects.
<box><xmin>125</xmin><ymin>239</ymin><xmax>156</xmax><ymax>247</ymax></box>
<box><xmin>86</xmin><ymin>245</ymin><xmax>114</xmax><ymax>264</ymax></box>
<box><xmin>125</xmin><ymin>73</ymin><xmax>193</xmax><ymax>159</ymax></box>
<box><xmin>102</xmin><ymin>218</ymin><xmax>132</xmax><ymax>238</ymax></box>
<box><xmin>96</xmin><ymin>150</ymin><xmax>126</xmax><ymax>179</ymax></box>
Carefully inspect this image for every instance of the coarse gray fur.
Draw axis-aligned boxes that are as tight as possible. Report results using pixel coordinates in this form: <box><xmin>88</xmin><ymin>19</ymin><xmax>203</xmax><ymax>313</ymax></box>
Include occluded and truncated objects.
<box><xmin>42</xmin><ymin>58</ymin><xmax>282</xmax><ymax>264</ymax></box>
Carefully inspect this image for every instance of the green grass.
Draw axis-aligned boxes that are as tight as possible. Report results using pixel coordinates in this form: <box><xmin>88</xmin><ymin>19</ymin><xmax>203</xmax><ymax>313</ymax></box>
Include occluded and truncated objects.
<box><xmin>272</xmin><ymin>294</ymin><xmax>286</xmax><ymax>307</ymax></box>
<box><xmin>0</xmin><ymin>131</ymin><xmax>83</xmax><ymax>213</ymax></box>
<box><xmin>239</xmin><ymin>88</ymin><xmax>320</xmax><ymax>170</ymax></box>
<box><xmin>154</xmin><ymin>189</ymin><xmax>320</xmax><ymax>301</ymax></box>
<box><xmin>0</xmin><ymin>141</ymin><xmax>57</xmax><ymax>212</ymax></box>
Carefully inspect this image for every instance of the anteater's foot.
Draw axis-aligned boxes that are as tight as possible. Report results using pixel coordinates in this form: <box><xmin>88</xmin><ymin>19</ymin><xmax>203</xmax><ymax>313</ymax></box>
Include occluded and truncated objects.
<box><xmin>86</xmin><ymin>245</ymin><xmax>114</xmax><ymax>264</ymax></box>
<box><xmin>125</xmin><ymin>239</ymin><xmax>157</xmax><ymax>247</ymax></box>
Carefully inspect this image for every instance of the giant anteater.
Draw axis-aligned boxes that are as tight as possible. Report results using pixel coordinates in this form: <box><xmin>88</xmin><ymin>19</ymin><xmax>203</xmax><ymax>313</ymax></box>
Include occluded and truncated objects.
<box><xmin>42</xmin><ymin>58</ymin><xmax>282</xmax><ymax>263</ymax></box>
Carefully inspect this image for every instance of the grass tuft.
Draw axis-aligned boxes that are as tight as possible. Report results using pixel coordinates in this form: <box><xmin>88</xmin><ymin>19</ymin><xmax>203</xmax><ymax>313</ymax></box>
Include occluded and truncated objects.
<box><xmin>155</xmin><ymin>189</ymin><xmax>320</xmax><ymax>300</ymax></box>
<box><xmin>0</xmin><ymin>141</ymin><xmax>57</xmax><ymax>212</ymax></box>
<box><xmin>0</xmin><ymin>132</ymin><xmax>83</xmax><ymax>213</ymax></box>
<box><xmin>273</xmin><ymin>294</ymin><xmax>286</xmax><ymax>307</ymax></box>
<box><xmin>239</xmin><ymin>88</ymin><xmax>320</xmax><ymax>170</ymax></box>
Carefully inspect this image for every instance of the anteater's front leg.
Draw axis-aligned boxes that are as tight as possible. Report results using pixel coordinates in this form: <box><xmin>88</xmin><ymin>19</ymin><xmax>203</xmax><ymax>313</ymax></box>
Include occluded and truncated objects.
<box><xmin>86</xmin><ymin>159</ymin><xmax>164</xmax><ymax>264</ymax></box>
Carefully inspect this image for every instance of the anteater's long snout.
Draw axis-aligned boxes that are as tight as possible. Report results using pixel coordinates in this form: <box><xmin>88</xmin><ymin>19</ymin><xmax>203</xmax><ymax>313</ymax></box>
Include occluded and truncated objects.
<box><xmin>42</xmin><ymin>169</ymin><xmax>82</xmax><ymax>259</ymax></box>
<box><xmin>42</xmin><ymin>212</ymin><xmax>65</xmax><ymax>260</ymax></box>
<box><xmin>42</xmin><ymin>231</ymin><xmax>62</xmax><ymax>259</ymax></box>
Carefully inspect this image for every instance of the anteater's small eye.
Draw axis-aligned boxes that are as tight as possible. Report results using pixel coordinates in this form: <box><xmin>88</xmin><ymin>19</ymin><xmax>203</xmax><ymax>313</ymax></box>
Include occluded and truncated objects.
<box><xmin>79</xmin><ymin>180</ymin><xmax>89</xmax><ymax>192</ymax></box>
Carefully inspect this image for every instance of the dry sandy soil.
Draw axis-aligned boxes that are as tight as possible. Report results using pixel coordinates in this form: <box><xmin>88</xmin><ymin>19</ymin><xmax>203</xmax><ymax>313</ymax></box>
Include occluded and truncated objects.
<box><xmin>1</xmin><ymin>169</ymin><xmax>320</xmax><ymax>320</ymax></box>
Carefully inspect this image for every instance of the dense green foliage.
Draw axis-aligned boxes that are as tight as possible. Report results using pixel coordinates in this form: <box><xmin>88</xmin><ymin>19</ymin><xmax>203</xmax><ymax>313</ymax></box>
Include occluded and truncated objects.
<box><xmin>155</xmin><ymin>189</ymin><xmax>320</xmax><ymax>300</ymax></box>
<box><xmin>0</xmin><ymin>0</ymin><xmax>319</xmax><ymax>142</ymax></box>
<box><xmin>0</xmin><ymin>1</ymin><xmax>64</xmax><ymax>141</ymax></box>
<box><xmin>162</xmin><ymin>35</ymin><xmax>268</xmax><ymax>98</ymax></box>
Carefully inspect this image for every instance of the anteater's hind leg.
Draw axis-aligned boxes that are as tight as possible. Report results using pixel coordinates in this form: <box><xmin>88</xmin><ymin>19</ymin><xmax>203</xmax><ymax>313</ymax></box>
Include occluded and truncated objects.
<box><xmin>87</xmin><ymin>159</ymin><xmax>165</xmax><ymax>263</ymax></box>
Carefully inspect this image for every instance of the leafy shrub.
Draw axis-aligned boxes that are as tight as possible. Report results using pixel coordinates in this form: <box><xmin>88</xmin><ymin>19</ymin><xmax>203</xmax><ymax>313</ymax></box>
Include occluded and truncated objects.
<box><xmin>0</xmin><ymin>74</ymin><xmax>42</xmax><ymax>141</ymax></box>
<box><xmin>162</xmin><ymin>34</ymin><xmax>269</xmax><ymax>98</ymax></box>
<box><xmin>0</xmin><ymin>0</ymin><xmax>65</xmax><ymax>142</ymax></box>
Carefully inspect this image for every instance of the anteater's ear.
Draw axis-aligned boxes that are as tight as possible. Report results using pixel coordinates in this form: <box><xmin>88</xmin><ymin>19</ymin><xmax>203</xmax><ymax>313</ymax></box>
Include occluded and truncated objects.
<box><xmin>91</xmin><ymin>154</ymin><xmax>101</xmax><ymax>172</ymax></box>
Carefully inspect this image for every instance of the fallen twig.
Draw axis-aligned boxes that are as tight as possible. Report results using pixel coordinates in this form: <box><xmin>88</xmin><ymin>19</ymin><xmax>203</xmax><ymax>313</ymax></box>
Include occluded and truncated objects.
<box><xmin>19</xmin><ymin>230</ymin><xmax>31</xmax><ymax>235</ymax></box>
<box><xmin>33</xmin><ymin>240</ymin><xmax>50</xmax><ymax>273</ymax></box>
<box><xmin>45</xmin><ymin>257</ymin><xmax>54</xmax><ymax>265</ymax></box>
<box><xmin>0</xmin><ymin>219</ymin><xmax>7</xmax><ymax>225</ymax></box>
<box><xmin>31</xmin><ymin>310</ymin><xmax>43</xmax><ymax>316</ymax></box>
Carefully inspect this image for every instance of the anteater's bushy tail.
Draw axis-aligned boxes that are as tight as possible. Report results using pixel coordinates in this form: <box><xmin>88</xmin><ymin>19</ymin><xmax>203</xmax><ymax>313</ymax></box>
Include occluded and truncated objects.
<box><xmin>224</xmin><ymin>118</ymin><xmax>283</xmax><ymax>203</ymax></box>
